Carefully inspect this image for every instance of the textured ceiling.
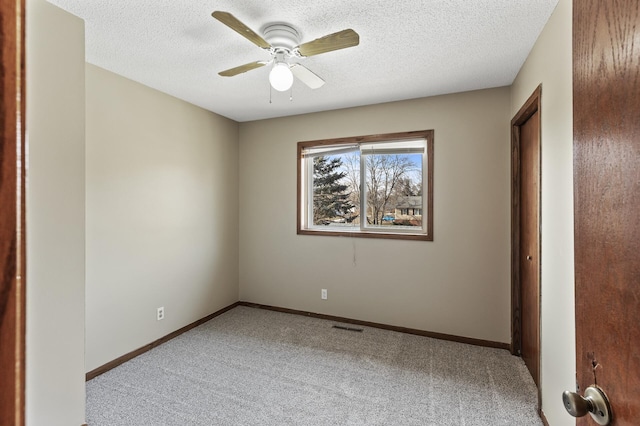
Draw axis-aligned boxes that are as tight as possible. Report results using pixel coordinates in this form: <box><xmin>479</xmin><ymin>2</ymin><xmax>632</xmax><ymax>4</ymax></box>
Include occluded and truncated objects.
<box><xmin>49</xmin><ymin>0</ymin><xmax>559</xmax><ymax>122</ymax></box>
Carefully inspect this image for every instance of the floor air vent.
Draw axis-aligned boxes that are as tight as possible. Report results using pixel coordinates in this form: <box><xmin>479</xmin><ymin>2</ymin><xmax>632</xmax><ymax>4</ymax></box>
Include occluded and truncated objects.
<box><xmin>332</xmin><ymin>325</ymin><xmax>363</xmax><ymax>332</ymax></box>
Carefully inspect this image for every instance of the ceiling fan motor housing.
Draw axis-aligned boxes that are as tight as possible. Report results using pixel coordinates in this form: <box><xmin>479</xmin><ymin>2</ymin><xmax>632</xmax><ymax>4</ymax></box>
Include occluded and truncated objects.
<box><xmin>263</xmin><ymin>24</ymin><xmax>300</xmax><ymax>53</ymax></box>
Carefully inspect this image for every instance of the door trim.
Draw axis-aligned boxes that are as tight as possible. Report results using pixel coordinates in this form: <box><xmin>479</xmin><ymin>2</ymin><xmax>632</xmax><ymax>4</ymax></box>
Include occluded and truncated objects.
<box><xmin>510</xmin><ymin>85</ymin><xmax>542</xmax><ymax>365</ymax></box>
<box><xmin>0</xmin><ymin>0</ymin><xmax>27</xmax><ymax>424</ymax></box>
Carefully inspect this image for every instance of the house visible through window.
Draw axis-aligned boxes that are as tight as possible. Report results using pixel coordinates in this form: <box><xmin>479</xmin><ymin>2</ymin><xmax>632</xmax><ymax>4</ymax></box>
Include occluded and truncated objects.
<box><xmin>297</xmin><ymin>130</ymin><xmax>433</xmax><ymax>241</ymax></box>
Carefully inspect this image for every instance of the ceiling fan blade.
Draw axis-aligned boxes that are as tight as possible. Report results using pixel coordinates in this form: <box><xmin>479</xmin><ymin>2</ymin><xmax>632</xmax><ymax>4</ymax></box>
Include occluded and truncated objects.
<box><xmin>296</xmin><ymin>29</ymin><xmax>359</xmax><ymax>57</ymax></box>
<box><xmin>291</xmin><ymin>64</ymin><xmax>325</xmax><ymax>89</ymax></box>
<box><xmin>212</xmin><ymin>11</ymin><xmax>271</xmax><ymax>49</ymax></box>
<box><xmin>219</xmin><ymin>61</ymin><xmax>267</xmax><ymax>77</ymax></box>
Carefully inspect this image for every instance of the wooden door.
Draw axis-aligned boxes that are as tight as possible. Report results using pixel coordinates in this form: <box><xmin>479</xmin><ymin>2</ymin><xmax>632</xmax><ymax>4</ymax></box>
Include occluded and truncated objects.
<box><xmin>519</xmin><ymin>110</ymin><xmax>540</xmax><ymax>387</ymax></box>
<box><xmin>0</xmin><ymin>0</ymin><xmax>27</xmax><ymax>425</ymax></box>
<box><xmin>511</xmin><ymin>87</ymin><xmax>541</xmax><ymax>390</ymax></box>
<box><xmin>573</xmin><ymin>1</ymin><xmax>640</xmax><ymax>425</ymax></box>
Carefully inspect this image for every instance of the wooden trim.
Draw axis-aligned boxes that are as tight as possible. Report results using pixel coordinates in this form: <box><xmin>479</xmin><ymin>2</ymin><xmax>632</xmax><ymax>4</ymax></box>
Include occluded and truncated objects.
<box><xmin>0</xmin><ymin>0</ymin><xmax>27</xmax><ymax>424</ymax></box>
<box><xmin>297</xmin><ymin>130</ymin><xmax>434</xmax><ymax>149</ymax></box>
<box><xmin>296</xmin><ymin>142</ymin><xmax>303</xmax><ymax>235</ymax></box>
<box><xmin>539</xmin><ymin>408</ymin><xmax>550</xmax><ymax>426</ymax></box>
<box><xmin>296</xmin><ymin>228</ymin><xmax>433</xmax><ymax>241</ymax></box>
<box><xmin>510</xmin><ymin>84</ymin><xmax>542</xmax><ymax>357</ymax></box>
<box><xmin>511</xmin><ymin>86</ymin><xmax>542</xmax><ymax>409</ymax></box>
<box><xmin>425</xmin><ymin>133</ymin><xmax>434</xmax><ymax>240</ymax></box>
<box><xmin>238</xmin><ymin>302</ymin><xmax>510</xmax><ymax>350</ymax></box>
<box><xmin>86</xmin><ymin>300</ymin><xmax>510</xmax><ymax>384</ymax></box>
<box><xmin>86</xmin><ymin>302</ymin><xmax>240</xmax><ymax>380</ymax></box>
<box><xmin>297</xmin><ymin>130</ymin><xmax>434</xmax><ymax>242</ymax></box>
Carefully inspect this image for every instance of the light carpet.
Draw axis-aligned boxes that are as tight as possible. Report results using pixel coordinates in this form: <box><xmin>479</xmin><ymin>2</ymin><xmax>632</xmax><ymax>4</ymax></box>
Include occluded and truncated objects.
<box><xmin>86</xmin><ymin>306</ymin><xmax>542</xmax><ymax>425</ymax></box>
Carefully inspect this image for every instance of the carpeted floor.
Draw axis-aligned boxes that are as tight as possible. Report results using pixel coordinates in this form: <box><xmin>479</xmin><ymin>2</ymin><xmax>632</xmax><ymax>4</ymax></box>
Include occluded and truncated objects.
<box><xmin>86</xmin><ymin>306</ymin><xmax>542</xmax><ymax>425</ymax></box>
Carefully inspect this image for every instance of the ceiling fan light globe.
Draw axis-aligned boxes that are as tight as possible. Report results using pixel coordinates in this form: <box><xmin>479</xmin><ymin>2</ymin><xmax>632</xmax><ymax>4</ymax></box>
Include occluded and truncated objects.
<box><xmin>269</xmin><ymin>63</ymin><xmax>294</xmax><ymax>91</ymax></box>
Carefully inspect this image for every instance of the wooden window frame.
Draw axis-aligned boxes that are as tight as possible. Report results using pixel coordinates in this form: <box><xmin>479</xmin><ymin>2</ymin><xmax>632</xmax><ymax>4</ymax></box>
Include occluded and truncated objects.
<box><xmin>297</xmin><ymin>130</ymin><xmax>434</xmax><ymax>241</ymax></box>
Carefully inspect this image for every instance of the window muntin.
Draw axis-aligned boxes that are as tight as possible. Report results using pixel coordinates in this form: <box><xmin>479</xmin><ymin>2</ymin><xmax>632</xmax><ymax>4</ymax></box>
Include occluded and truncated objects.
<box><xmin>297</xmin><ymin>131</ymin><xmax>433</xmax><ymax>241</ymax></box>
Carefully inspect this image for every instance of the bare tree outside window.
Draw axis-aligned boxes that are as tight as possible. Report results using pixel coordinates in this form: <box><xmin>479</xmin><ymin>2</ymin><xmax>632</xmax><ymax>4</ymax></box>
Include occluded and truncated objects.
<box><xmin>342</xmin><ymin>152</ymin><xmax>361</xmax><ymax>223</ymax></box>
<box><xmin>364</xmin><ymin>154</ymin><xmax>416</xmax><ymax>225</ymax></box>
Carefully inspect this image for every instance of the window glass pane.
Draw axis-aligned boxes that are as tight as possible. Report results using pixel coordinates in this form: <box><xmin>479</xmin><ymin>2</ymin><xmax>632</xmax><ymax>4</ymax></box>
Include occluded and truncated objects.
<box><xmin>363</xmin><ymin>153</ymin><xmax>422</xmax><ymax>229</ymax></box>
<box><xmin>311</xmin><ymin>153</ymin><xmax>360</xmax><ymax>228</ymax></box>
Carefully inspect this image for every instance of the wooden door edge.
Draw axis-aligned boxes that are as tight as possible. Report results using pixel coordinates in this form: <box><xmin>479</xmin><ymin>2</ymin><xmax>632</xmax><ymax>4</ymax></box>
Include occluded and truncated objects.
<box><xmin>1</xmin><ymin>0</ymin><xmax>27</xmax><ymax>424</ymax></box>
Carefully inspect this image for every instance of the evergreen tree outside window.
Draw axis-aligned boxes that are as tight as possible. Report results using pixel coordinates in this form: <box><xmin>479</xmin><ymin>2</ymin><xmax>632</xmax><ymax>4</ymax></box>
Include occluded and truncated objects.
<box><xmin>312</xmin><ymin>156</ymin><xmax>354</xmax><ymax>225</ymax></box>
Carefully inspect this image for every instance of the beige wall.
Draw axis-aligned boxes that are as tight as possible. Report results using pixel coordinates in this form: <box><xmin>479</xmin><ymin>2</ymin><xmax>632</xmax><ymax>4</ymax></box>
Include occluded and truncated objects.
<box><xmin>239</xmin><ymin>88</ymin><xmax>512</xmax><ymax>343</ymax></box>
<box><xmin>511</xmin><ymin>0</ymin><xmax>575</xmax><ymax>424</ymax></box>
<box><xmin>85</xmin><ymin>64</ymin><xmax>240</xmax><ymax>371</ymax></box>
<box><xmin>25</xmin><ymin>1</ymin><xmax>86</xmax><ymax>425</ymax></box>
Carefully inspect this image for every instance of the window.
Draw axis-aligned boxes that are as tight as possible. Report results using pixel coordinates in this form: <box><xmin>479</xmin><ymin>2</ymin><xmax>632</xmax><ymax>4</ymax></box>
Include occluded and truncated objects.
<box><xmin>297</xmin><ymin>130</ymin><xmax>433</xmax><ymax>241</ymax></box>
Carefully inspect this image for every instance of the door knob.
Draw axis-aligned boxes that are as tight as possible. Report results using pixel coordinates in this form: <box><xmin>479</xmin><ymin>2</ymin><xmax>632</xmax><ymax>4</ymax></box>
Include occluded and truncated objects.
<box><xmin>562</xmin><ymin>386</ymin><xmax>611</xmax><ymax>425</ymax></box>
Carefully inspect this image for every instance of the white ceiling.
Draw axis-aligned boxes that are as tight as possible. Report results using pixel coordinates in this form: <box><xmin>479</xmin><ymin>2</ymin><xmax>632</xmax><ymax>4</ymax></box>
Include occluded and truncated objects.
<box><xmin>49</xmin><ymin>0</ymin><xmax>559</xmax><ymax>122</ymax></box>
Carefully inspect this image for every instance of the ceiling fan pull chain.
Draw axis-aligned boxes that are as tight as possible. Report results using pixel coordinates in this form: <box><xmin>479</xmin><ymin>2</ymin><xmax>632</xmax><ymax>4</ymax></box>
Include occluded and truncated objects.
<box><xmin>269</xmin><ymin>83</ymin><xmax>272</xmax><ymax>104</ymax></box>
<box><xmin>290</xmin><ymin>85</ymin><xmax>293</xmax><ymax>102</ymax></box>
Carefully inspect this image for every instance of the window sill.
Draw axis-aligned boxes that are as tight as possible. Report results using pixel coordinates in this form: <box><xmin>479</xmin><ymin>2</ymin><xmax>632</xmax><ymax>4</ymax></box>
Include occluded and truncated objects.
<box><xmin>297</xmin><ymin>228</ymin><xmax>433</xmax><ymax>241</ymax></box>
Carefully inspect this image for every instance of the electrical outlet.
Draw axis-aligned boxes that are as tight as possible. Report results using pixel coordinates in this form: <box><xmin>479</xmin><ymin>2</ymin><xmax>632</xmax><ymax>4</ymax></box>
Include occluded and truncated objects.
<box><xmin>321</xmin><ymin>289</ymin><xmax>327</xmax><ymax>300</ymax></box>
<box><xmin>157</xmin><ymin>307</ymin><xmax>165</xmax><ymax>321</ymax></box>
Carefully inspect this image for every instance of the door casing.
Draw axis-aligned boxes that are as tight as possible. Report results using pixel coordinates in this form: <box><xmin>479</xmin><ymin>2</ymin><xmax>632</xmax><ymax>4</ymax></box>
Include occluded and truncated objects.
<box><xmin>0</xmin><ymin>0</ymin><xmax>27</xmax><ymax>425</ymax></box>
<box><xmin>510</xmin><ymin>86</ymin><xmax>542</xmax><ymax>400</ymax></box>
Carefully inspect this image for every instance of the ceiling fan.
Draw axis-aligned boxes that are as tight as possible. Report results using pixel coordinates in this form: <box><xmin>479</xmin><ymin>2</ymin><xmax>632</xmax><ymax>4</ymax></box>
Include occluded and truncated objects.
<box><xmin>212</xmin><ymin>11</ymin><xmax>360</xmax><ymax>92</ymax></box>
